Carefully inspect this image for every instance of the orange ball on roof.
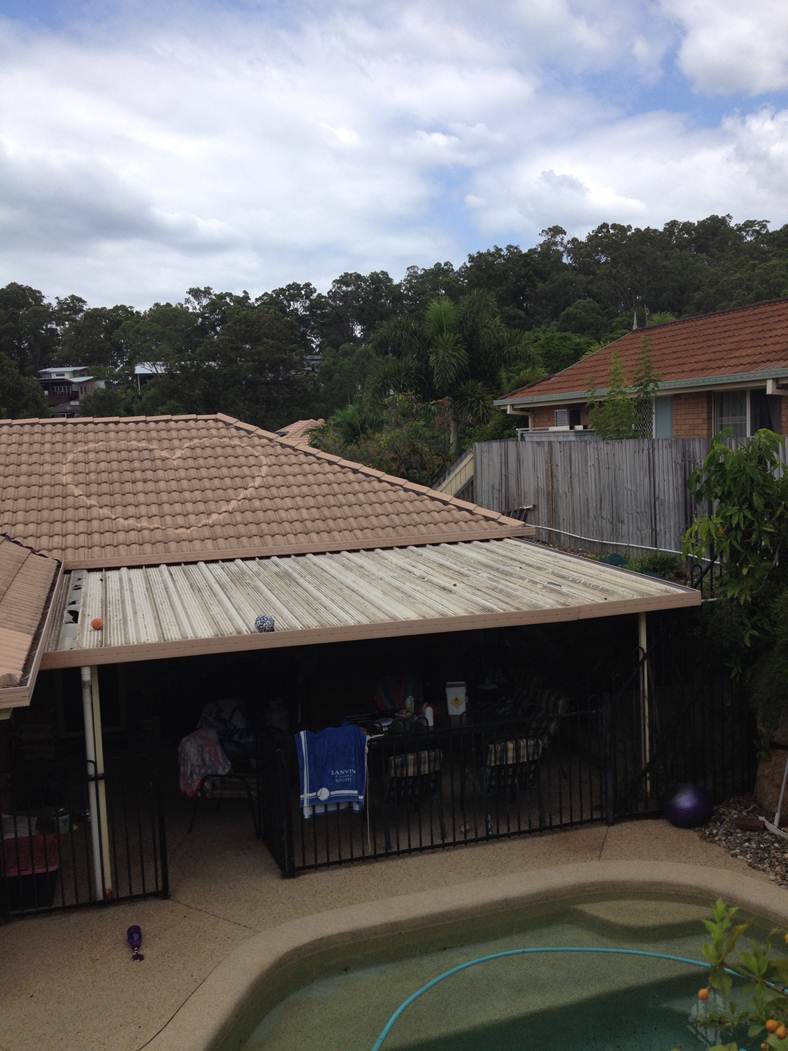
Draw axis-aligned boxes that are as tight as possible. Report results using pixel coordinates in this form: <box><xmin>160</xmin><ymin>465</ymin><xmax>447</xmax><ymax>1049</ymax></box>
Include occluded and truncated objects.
<box><xmin>90</xmin><ymin>617</ymin><xmax>104</xmax><ymax>631</ymax></box>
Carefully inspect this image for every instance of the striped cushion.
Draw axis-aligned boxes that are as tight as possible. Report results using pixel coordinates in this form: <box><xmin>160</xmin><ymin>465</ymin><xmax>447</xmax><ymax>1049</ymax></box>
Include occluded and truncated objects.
<box><xmin>486</xmin><ymin>737</ymin><xmax>543</xmax><ymax>767</ymax></box>
<box><xmin>387</xmin><ymin>749</ymin><xmax>442</xmax><ymax>778</ymax></box>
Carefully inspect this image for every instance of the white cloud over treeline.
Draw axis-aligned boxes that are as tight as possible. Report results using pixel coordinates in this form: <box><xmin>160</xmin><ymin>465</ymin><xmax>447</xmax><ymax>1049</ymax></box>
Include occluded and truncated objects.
<box><xmin>0</xmin><ymin>0</ymin><xmax>786</xmax><ymax>305</ymax></box>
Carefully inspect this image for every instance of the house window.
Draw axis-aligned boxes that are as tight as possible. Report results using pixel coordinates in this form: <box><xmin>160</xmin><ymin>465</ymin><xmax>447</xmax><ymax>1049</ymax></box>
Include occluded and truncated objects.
<box><xmin>714</xmin><ymin>389</ymin><xmax>781</xmax><ymax>439</ymax></box>
<box><xmin>553</xmin><ymin>406</ymin><xmax>582</xmax><ymax>429</ymax></box>
<box><xmin>654</xmin><ymin>396</ymin><xmax>672</xmax><ymax>438</ymax></box>
<box><xmin>713</xmin><ymin>391</ymin><xmax>748</xmax><ymax>438</ymax></box>
<box><xmin>750</xmin><ymin>390</ymin><xmax>781</xmax><ymax>432</ymax></box>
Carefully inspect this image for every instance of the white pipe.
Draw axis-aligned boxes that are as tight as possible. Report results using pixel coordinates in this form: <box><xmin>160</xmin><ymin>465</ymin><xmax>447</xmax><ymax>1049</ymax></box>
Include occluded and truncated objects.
<box><xmin>774</xmin><ymin>753</ymin><xmax>788</xmax><ymax>828</ymax></box>
<box><xmin>81</xmin><ymin>666</ymin><xmax>105</xmax><ymax>901</ymax></box>
<box><xmin>91</xmin><ymin>667</ymin><xmax>113</xmax><ymax>896</ymax></box>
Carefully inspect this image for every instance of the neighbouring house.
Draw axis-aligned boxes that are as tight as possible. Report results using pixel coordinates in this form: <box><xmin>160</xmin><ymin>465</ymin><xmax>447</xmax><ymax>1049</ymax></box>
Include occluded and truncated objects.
<box><xmin>495</xmin><ymin>297</ymin><xmax>788</xmax><ymax>438</ymax></box>
<box><xmin>2</xmin><ymin>412</ymin><xmax>747</xmax><ymax>917</ymax></box>
<box><xmin>133</xmin><ymin>362</ymin><xmax>167</xmax><ymax>392</ymax></box>
<box><xmin>275</xmin><ymin>417</ymin><xmax>324</xmax><ymax>447</ymax></box>
<box><xmin>38</xmin><ymin>366</ymin><xmax>104</xmax><ymax>415</ymax></box>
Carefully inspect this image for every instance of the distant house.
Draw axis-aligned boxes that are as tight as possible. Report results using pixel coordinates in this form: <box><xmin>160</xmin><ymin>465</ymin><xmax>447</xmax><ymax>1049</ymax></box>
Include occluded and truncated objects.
<box><xmin>38</xmin><ymin>366</ymin><xmax>103</xmax><ymax>415</ymax></box>
<box><xmin>495</xmin><ymin>298</ymin><xmax>788</xmax><ymax>439</ymax></box>
<box><xmin>133</xmin><ymin>362</ymin><xmax>167</xmax><ymax>392</ymax></box>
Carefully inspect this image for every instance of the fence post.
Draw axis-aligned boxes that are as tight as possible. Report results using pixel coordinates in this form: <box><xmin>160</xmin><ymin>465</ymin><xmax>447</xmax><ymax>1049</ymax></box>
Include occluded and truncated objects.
<box><xmin>156</xmin><ymin>776</ymin><xmax>170</xmax><ymax>899</ymax></box>
<box><xmin>603</xmin><ymin>695</ymin><xmax>616</xmax><ymax>826</ymax></box>
<box><xmin>277</xmin><ymin>748</ymin><xmax>295</xmax><ymax>878</ymax></box>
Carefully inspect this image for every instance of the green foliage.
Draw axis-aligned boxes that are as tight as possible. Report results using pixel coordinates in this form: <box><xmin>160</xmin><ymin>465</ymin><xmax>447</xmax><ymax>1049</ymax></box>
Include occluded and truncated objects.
<box><xmin>683</xmin><ymin>431</ymin><xmax>788</xmax><ymax>740</ymax></box>
<box><xmin>313</xmin><ymin>394</ymin><xmax>450</xmax><ymax>486</ymax></box>
<box><xmin>588</xmin><ymin>352</ymin><xmax>635</xmax><ymax>437</ymax></box>
<box><xmin>674</xmin><ymin>899</ymin><xmax>788</xmax><ymax>1051</ymax></box>
<box><xmin>0</xmin><ymin>351</ymin><xmax>49</xmax><ymax>418</ymax></box>
<box><xmin>588</xmin><ymin>337</ymin><xmax>659</xmax><ymax>438</ymax></box>
<box><xmin>626</xmin><ymin>552</ymin><xmax>685</xmax><ymax>581</ymax></box>
<box><xmin>684</xmin><ymin>431</ymin><xmax>788</xmax><ymax>609</ymax></box>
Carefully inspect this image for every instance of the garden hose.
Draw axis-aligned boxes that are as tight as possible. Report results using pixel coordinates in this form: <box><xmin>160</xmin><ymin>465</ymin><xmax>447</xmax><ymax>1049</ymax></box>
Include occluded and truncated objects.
<box><xmin>370</xmin><ymin>945</ymin><xmax>724</xmax><ymax>1050</ymax></box>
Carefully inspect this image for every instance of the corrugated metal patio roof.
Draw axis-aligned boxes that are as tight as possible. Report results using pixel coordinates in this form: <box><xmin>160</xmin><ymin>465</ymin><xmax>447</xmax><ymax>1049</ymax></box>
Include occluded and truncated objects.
<box><xmin>41</xmin><ymin>538</ymin><xmax>699</xmax><ymax>669</ymax></box>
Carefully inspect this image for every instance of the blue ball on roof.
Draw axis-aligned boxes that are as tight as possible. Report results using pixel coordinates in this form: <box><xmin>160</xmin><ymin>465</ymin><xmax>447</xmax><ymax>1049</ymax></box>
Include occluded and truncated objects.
<box><xmin>664</xmin><ymin>783</ymin><xmax>712</xmax><ymax>828</ymax></box>
<box><xmin>254</xmin><ymin>615</ymin><xmax>275</xmax><ymax>633</ymax></box>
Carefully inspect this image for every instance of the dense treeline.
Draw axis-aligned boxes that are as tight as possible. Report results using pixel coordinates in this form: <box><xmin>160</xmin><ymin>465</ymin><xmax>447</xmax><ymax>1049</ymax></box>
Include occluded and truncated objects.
<box><xmin>1</xmin><ymin>215</ymin><xmax>786</xmax><ymax>482</ymax></box>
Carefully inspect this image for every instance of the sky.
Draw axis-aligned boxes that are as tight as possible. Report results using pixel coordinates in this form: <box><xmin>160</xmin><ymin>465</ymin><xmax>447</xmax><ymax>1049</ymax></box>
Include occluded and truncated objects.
<box><xmin>0</xmin><ymin>0</ymin><xmax>787</xmax><ymax>307</ymax></box>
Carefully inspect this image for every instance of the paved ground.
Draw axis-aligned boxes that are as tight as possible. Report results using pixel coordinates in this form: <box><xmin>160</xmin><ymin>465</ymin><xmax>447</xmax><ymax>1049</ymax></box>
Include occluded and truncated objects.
<box><xmin>0</xmin><ymin>811</ymin><xmax>765</xmax><ymax>1051</ymax></box>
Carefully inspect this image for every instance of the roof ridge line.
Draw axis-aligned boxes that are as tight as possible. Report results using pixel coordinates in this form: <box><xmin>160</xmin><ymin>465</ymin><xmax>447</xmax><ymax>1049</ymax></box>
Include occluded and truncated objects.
<box><xmin>215</xmin><ymin>413</ymin><xmax>514</xmax><ymax>525</ymax></box>
<box><xmin>0</xmin><ymin>413</ymin><xmax>221</xmax><ymax>427</ymax></box>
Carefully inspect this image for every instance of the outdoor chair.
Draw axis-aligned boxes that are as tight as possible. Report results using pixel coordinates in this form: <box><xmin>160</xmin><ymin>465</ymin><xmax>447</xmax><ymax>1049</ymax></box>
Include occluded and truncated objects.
<box><xmin>186</xmin><ymin>769</ymin><xmax>259</xmax><ymax>836</ymax></box>
<box><xmin>183</xmin><ymin>698</ymin><xmax>260</xmax><ymax>836</ymax></box>
<box><xmin>380</xmin><ymin>724</ymin><xmax>446</xmax><ymax>847</ymax></box>
<box><xmin>481</xmin><ymin>687</ymin><xmax>569</xmax><ymax>832</ymax></box>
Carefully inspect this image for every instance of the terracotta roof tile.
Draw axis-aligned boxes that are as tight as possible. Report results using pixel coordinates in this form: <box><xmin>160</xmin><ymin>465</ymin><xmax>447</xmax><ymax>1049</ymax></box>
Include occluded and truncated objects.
<box><xmin>502</xmin><ymin>297</ymin><xmax>788</xmax><ymax>404</ymax></box>
<box><xmin>275</xmin><ymin>418</ymin><xmax>325</xmax><ymax>447</ymax></box>
<box><xmin>0</xmin><ymin>414</ymin><xmax>526</xmax><ymax>568</ymax></box>
<box><xmin>0</xmin><ymin>536</ymin><xmax>60</xmax><ymax>689</ymax></box>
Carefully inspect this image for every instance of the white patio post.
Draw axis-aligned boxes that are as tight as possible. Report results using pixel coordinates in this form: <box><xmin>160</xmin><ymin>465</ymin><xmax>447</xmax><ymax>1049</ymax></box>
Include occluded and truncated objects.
<box><xmin>638</xmin><ymin>612</ymin><xmax>652</xmax><ymax>801</ymax></box>
<box><xmin>80</xmin><ymin>666</ymin><xmax>113</xmax><ymax>900</ymax></box>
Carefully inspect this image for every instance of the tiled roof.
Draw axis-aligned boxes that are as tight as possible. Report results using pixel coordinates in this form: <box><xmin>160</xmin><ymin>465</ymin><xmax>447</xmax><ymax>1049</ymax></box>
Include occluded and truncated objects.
<box><xmin>275</xmin><ymin>418</ymin><xmax>324</xmax><ymax>447</ymax></box>
<box><xmin>500</xmin><ymin>297</ymin><xmax>788</xmax><ymax>405</ymax></box>
<box><xmin>0</xmin><ymin>414</ymin><xmax>525</xmax><ymax>569</ymax></box>
<box><xmin>0</xmin><ymin>535</ymin><xmax>60</xmax><ymax>693</ymax></box>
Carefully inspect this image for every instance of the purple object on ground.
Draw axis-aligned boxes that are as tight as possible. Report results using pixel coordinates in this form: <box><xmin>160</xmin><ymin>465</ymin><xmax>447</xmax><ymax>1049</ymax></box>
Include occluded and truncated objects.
<box><xmin>126</xmin><ymin>924</ymin><xmax>144</xmax><ymax>961</ymax></box>
<box><xmin>664</xmin><ymin>784</ymin><xmax>712</xmax><ymax>828</ymax></box>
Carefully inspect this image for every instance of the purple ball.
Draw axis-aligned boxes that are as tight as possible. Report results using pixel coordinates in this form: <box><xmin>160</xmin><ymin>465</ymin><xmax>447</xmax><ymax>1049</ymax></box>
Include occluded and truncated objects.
<box><xmin>664</xmin><ymin>784</ymin><xmax>713</xmax><ymax>828</ymax></box>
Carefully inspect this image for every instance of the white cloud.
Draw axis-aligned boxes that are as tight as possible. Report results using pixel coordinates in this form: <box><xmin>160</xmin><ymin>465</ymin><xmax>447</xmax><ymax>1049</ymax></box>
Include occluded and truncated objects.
<box><xmin>467</xmin><ymin>107</ymin><xmax>788</xmax><ymax>238</ymax></box>
<box><xmin>0</xmin><ymin>2</ymin><xmax>786</xmax><ymax>306</ymax></box>
<box><xmin>662</xmin><ymin>0</ymin><xmax>788</xmax><ymax>95</ymax></box>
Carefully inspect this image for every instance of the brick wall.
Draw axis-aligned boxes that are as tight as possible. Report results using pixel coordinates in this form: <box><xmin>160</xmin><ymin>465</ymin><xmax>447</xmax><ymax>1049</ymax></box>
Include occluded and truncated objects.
<box><xmin>521</xmin><ymin>391</ymin><xmax>787</xmax><ymax>436</ymax></box>
<box><xmin>671</xmin><ymin>392</ymin><xmax>713</xmax><ymax>438</ymax></box>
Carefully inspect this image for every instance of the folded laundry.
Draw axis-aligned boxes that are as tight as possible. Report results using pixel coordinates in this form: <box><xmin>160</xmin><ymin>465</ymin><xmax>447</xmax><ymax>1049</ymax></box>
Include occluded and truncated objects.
<box><xmin>295</xmin><ymin>724</ymin><xmax>367</xmax><ymax>819</ymax></box>
<box><xmin>178</xmin><ymin>728</ymin><xmax>231</xmax><ymax>798</ymax></box>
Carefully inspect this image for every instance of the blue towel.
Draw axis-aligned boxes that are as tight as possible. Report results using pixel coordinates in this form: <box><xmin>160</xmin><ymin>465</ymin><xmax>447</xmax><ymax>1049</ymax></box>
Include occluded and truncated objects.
<box><xmin>295</xmin><ymin>725</ymin><xmax>367</xmax><ymax>818</ymax></box>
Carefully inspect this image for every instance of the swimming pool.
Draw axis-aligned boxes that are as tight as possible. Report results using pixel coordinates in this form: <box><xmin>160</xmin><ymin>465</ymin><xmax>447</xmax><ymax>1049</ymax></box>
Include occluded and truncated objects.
<box><xmin>240</xmin><ymin>895</ymin><xmax>757</xmax><ymax>1050</ymax></box>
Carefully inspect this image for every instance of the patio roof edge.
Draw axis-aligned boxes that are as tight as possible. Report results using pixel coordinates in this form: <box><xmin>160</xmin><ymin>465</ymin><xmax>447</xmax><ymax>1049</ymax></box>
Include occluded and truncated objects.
<box><xmin>39</xmin><ymin>587</ymin><xmax>700</xmax><ymax>670</ymax></box>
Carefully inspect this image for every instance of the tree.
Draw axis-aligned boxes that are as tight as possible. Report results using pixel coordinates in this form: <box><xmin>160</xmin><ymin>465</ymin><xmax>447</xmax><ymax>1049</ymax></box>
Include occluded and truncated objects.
<box><xmin>587</xmin><ymin>353</ymin><xmax>635</xmax><ymax>438</ymax></box>
<box><xmin>424</xmin><ymin>296</ymin><xmax>468</xmax><ymax>456</ymax></box>
<box><xmin>587</xmin><ymin>338</ymin><xmax>658</xmax><ymax>438</ymax></box>
<box><xmin>683</xmin><ymin>430</ymin><xmax>788</xmax><ymax>740</ymax></box>
<box><xmin>0</xmin><ymin>283</ymin><xmax>57</xmax><ymax>375</ymax></box>
<box><xmin>0</xmin><ymin>351</ymin><xmax>48</xmax><ymax>418</ymax></box>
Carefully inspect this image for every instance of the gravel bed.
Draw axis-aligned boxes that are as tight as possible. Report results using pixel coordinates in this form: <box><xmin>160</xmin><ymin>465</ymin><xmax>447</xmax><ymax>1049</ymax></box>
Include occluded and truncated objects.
<box><xmin>699</xmin><ymin>796</ymin><xmax>788</xmax><ymax>887</ymax></box>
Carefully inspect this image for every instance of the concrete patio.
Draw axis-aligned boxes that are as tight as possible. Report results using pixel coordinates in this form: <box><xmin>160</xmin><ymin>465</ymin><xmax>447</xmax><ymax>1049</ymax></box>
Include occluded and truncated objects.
<box><xmin>0</xmin><ymin>811</ymin><xmax>769</xmax><ymax>1051</ymax></box>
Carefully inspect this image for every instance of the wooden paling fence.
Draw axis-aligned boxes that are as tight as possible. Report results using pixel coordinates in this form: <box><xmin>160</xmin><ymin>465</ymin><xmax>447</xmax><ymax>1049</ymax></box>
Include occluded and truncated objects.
<box><xmin>474</xmin><ymin>437</ymin><xmax>787</xmax><ymax>556</ymax></box>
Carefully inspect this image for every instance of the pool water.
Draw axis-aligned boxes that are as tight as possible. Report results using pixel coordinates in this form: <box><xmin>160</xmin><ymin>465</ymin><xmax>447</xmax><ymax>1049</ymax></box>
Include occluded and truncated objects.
<box><xmin>239</xmin><ymin>896</ymin><xmax>758</xmax><ymax>1050</ymax></box>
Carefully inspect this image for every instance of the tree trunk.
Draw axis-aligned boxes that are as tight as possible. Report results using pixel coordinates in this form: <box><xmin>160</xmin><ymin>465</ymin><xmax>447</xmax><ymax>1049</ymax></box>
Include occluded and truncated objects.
<box><xmin>448</xmin><ymin>403</ymin><xmax>459</xmax><ymax>461</ymax></box>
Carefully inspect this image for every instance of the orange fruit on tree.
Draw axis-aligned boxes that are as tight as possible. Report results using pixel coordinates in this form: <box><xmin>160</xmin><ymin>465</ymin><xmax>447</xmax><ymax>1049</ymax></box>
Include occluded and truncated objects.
<box><xmin>777</xmin><ymin>1024</ymin><xmax>787</xmax><ymax>1040</ymax></box>
<box><xmin>766</xmin><ymin>1020</ymin><xmax>779</xmax><ymax>1032</ymax></box>
<box><xmin>697</xmin><ymin>988</ymin><xmax>710</xmax><ymax>1001</ymax></box>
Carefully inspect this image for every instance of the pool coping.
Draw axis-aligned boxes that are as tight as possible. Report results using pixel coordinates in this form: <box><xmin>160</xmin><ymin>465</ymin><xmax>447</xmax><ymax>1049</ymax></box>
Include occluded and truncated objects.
<box><xmin>146</xmin><ymin>861</ymin><xmax>788</xmax><ymax>1051</ymax></box>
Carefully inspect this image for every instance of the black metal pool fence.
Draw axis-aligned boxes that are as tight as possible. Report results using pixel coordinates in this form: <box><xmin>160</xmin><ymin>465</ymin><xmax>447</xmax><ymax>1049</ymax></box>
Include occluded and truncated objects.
<box><xmin>1</xmin><ymin>768</ymin><xmax>168</xmax><ymax>920</ymax></box>
<box><xmin>261</xmin><ymin>626</ymin><xmax>755</xmax><ymax>876</ymax></box>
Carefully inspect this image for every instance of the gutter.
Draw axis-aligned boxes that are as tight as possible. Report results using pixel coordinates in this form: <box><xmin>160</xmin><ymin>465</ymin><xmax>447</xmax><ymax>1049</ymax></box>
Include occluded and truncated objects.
<box><xmin>494</xmin><ymin>367</ymin><xmax>788</xmax><ymax>409</ymax></box>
